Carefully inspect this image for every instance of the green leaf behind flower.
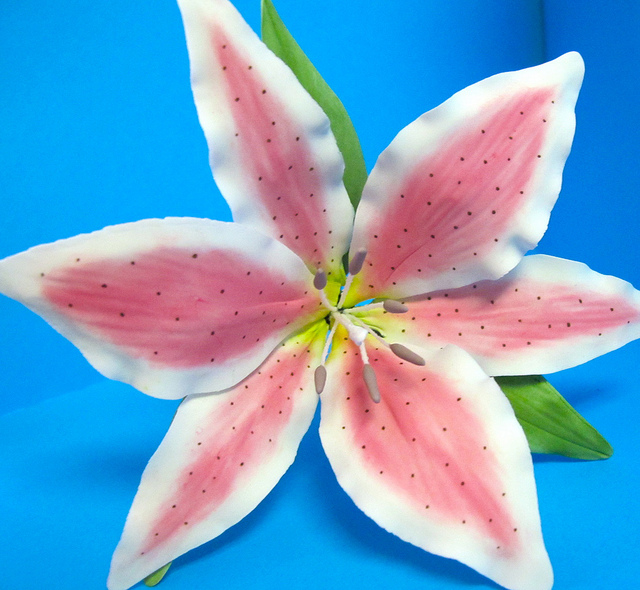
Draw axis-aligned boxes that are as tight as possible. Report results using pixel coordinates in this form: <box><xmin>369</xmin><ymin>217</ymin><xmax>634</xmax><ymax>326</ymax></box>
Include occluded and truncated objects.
<box><xmin>261</xmin><ymin>0</ymin><xmax>367</xmax><ymax>209</ymax></box>
<box><xmin>144</xmin><ymin>562</ymin><xmax>172</xmax><ymax>586</ymax></box>
<box><xmin>496</xmin><ymin>375</ymin><xmax>613</xmax><ymax>460</ymax></box>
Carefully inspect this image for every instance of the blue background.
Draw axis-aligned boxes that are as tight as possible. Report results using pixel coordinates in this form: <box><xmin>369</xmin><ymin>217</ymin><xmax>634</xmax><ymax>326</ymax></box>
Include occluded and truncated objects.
<box><xmin>0</xmin><ymin>1</ymin><xmax>638</xmax><ymax>589</ymax></box>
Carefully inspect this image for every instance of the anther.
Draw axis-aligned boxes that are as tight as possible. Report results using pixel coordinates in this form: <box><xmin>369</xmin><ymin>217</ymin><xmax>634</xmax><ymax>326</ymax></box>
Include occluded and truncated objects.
<box><xmin>363</xmin><ymin>364</ymin><xmax>380</xmax><ymax>403</ymax></box>
<box><xmin>390</xmin><ymin>343</ymin><xmax>426</xmax><ymax>366</ymax></box>
<box><xmin>338</xmin><ymin>249</ymin><xmax>368</xmax><ymax>309</ymax></box>
<box><xmin>314</xmin><ymin>365</ymin><xmax>327</xmax><ymax>394</ymax></box>
<box><xmin>315</xmin><ymin>268</ymin><xmax>336</xmax><ymax>311</ymax></box>
<box><xmin>348</xmin><ymin>248</ymin><xmax>367</xmax><ymax>276</ymax></box>
<box><xmin>314</xmin><ymin>269</ymin><xmax>327</xmax><ymax>290</ymax></box>
<box><xmin>383</xmin><ymin>299</ymin><xmax>409</xmax><ymax>314</ymax></box>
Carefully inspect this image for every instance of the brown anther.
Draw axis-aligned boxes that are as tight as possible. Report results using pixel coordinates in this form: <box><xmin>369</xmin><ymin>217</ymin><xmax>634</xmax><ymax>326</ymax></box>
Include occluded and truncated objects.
<box><xmin>363</xmin><ymin>364</ymin><xmax>380</xmax><ymax>403</ymax></box>
<box><xmin>314</xmin><ymin>365</ymin><xmax>327</xmax><ymax>394</ymax></box>
<box><xmin>390</xmin><ymin>343</ymin><xmax>426</xmax><ymax>366</ymax></box>
<box><xmin>313</xmin><ymin>269</ymin><xmax>327</xmax><ymax>290</ymax></box>
<box><xmin>383</xmin><ymin>300</ymin><xmax>409</xmax><ymax>314</ymax></box>
<box><xmin>348</xmin><ymin>248</ymin><xmax>367</xmax><ymax>276</ymax></box>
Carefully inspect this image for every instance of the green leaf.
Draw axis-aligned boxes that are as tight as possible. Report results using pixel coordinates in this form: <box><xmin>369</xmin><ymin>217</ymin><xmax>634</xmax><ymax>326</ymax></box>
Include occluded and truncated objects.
<box><xmin>144</xmin><ymin>562</ymin><xmax>172</xmax><ymax>587</ymax></box>
<box><xmin>261</xmin><ymin>0</ymin><xmax>367</xmax><ymax>209</ymax></box>
<box><xmin>496</xmin><ymin>375</ymin><xmax>613</xmax><ymax>460</ymax></box>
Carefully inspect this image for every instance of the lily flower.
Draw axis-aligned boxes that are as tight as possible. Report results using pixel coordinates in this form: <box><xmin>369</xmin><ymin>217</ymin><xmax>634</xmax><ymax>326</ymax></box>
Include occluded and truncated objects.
<box><xmin>1</xmin><ymin>1</ymin><xmax>639</xmax><ymax>589</ymax></box>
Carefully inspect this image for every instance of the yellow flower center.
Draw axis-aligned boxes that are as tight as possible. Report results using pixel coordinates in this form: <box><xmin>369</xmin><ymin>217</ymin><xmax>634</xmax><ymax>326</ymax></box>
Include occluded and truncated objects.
<box><xmin>312</xmin><ymin>249</ymin><xmax>425</xmax><ymax>402</ymax></box>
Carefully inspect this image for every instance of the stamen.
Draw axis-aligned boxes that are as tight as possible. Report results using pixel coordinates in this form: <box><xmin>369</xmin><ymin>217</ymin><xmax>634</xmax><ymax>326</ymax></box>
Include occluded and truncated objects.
<box><xmin>348</xmin><ymin>298</ymin><xmax>408</xmax><ymax>314</ymax></box>
<box><xmin>383</xmin><ymin>299</ymin><xmax>409</xmax><ymax>314</ymax></box>
<box><xmin>313</xmin><ymin>268</ymin><xmax>327</xmax><ymax>290</ymax></box>
<box><xmin>314</xmin><ymin>268</ymin><xmax>336</xmax><ymax>311</ymax></box>
<box><xmin>314</xmin><ymin>365</ymin><xmax>327</xmax><ymax>394</ymax></box>
<box><xmin>320</xmin><ymin>319</ymin><xmax>339</xmax><ymax>363</ymax></box>
<box><xmin>390</xmin><ymin>343</ymin><xmax>426</xmax><ymax>366</ymax></box>
<box><xmin>358</xmin><ymin>341</ymin><xmax>370</xmax><ymax>364</ymax></box>
<box><xmin>363</xmin><ymin>364</ymin><xmax>380</xmax><ymax>403</ymax></box>
<box><xmin>348</xmin><ymin>248</ymin><xmax>367</xmax><ymax>276</ymax></box>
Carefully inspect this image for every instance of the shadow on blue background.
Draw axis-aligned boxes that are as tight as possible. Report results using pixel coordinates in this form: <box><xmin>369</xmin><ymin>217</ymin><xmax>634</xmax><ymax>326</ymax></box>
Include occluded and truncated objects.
<box><xmin>0</xmin><ymin>1</ymin><xmax>638</xmax><ymax>589</ymax></box>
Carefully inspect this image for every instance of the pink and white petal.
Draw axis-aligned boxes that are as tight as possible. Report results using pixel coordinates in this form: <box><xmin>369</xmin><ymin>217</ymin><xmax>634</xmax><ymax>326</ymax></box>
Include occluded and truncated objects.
<box><xmin>347</xmin><ymin>52</ymin><xmax>584</xmax><ymax>302</ymax></box>
<box><xmin>107</xmin><ymin>325</ymin><xmax>324</xmax><ymax>590</ymax></box>
<box><xmin>320</xmin><ymin>338</ymin><xmax>551</xmax><ymax>590</ymax></box>
<box><xmin>367</xmin><ymin>255</ymin><xmax>640</xmax><ymax>377</ymax></box>
<box><xmin>0</xmin><ymin>218</ymin><xmax>323</xmax><ymax>399</ymax></box>
<box><xmin>178</xmin><ymin>0</ymin><xmax>353</xmax><ymax>275</ymax></box>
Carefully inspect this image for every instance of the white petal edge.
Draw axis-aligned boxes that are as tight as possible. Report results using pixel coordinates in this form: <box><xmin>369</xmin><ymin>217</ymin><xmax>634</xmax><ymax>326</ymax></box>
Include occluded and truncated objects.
<box><xmin>107</xmin><ymin>327</ymin><xmax>322</xmax><ymax>590</ymax></box>
<box><xmin>365</xmin><ymin>254</ymin><xmax>640</xmax><ymax>378</ymax></box>
<box><xmin>0</xmin><ymin>217</ymin><xmax>317</xmax><ymax>399</ymax></box>
<box><xmin>177</xmin><ymin>0</ymin><xmax>354</xmax><ymax>271</ymax></box>
<box><xmin>350</xmin><ymin>52</ymin><xmax>584</xmax><ymax>297</ymax></box>
<box><xmin>320</xmin><ymin>343</ymin><xmax>552</xmax><ymax>590</ymax></box>
<box><xmin>475</xmin><ymin>255</ymin><xmax>640</xmax><ymax>376</ymax></box>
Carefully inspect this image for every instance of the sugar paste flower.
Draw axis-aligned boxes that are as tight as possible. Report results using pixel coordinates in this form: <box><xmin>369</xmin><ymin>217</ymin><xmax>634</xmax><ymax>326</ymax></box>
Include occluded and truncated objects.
<box><xmin>1</xmin><ymin>1</ymin><xmax>639</xmax><ymax>589</ymax></box>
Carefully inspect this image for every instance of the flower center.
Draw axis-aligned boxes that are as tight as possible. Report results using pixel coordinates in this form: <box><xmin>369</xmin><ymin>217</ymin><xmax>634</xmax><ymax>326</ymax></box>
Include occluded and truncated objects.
<box><xmin>313</xmin><ymin>249</ymin><xmax>425</xmax><ymax>402</ymax></box>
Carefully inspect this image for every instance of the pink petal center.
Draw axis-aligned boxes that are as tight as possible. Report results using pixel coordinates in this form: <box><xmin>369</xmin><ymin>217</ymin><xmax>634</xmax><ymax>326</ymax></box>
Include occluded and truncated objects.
<box><xmin>408</xmin><ymin>278</ymin><xmax>640</xmax><ymax>355</ymax></box>
<box><xmin>43</xmin><ymin>247</ymin><xmax>318</xmax><ymax>367</ymax></box>
<box><xmin>363</xmin><ymin>89</ymin><xmax>553</xmax><ymax>292</ymax></box>
<box><xmin>215</xmin><ymin>28</ymin><xmax>334</xmax><ymax>269</ymax></box>
<box><xmin>139</xmin><ymin>340</ymin><xmax>316</xmax><ymax>554</ymax></box>
<box><xmin>342</xmin><ymin>345</ymin><xmax>519</xmax><ymax>551</ymax></box>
